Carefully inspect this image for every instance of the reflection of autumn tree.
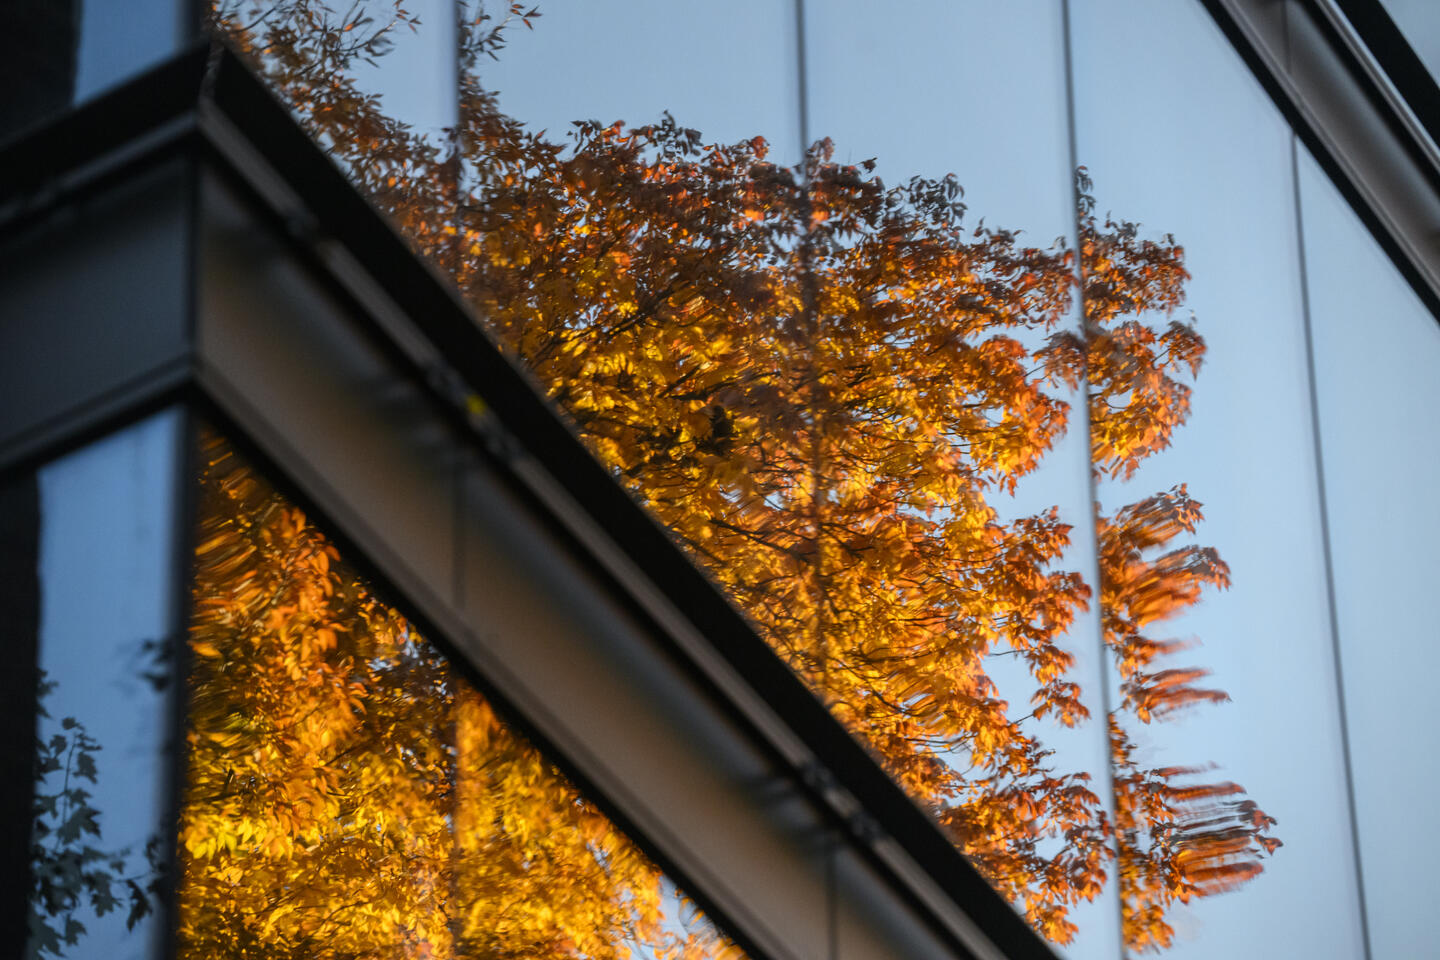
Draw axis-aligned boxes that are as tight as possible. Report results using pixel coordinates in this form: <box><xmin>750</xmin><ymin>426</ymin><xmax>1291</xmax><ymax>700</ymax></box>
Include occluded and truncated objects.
<box><xmin>181</xmin><ymin>433</ymin><xmax>732</xmax><ymax>960</ymax></box>
<box><xmin>210</xmin><ymin>1</ymin><xmax>1278</xmax><ymax>950</ymax></box>
<box><xmin>1069</xmin><ymin>178</ymin><xmax>1282</xmax><ymax>951</ymax></box>
<box><xmin>1097</xmin><ymin>492</ymin><xmax>1281</xmax><ymax>953</ymax></box>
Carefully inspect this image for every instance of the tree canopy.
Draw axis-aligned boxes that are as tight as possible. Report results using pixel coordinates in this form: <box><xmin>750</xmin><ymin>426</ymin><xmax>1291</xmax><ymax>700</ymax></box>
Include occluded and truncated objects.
<box><xmin>188</xmin><ymin>1</ymin><xmax>1282</xmax><ymax>952</ymax></box>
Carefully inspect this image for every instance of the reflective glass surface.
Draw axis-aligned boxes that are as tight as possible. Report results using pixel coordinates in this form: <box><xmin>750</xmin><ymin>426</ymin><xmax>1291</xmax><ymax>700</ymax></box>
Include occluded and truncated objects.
<box><xmin>201</xmin><ymin>1</ymin><xmax>1440</xmax><ymax>954</ymax></box>
<box><xmin>27</xmin><ymin>411</ymin><xmax>183</xmax><ymax>959</ymax></box>
<box><xmin>207</xmin><ymin>0</ymin><xmax>1213</xmax><ymax>950</ymax></box>
<box><xmin>1072</xmin><ymin>1</ymin><xmax>1362</xmax><ymax>956</ymax></box>
<box><xmin>177</xmin><ymin>429</ymin><xmax>740</xmax><ymax>960</ymax></box>
<box><xmin>805</xmin><ymin>4</ymin><xmax>1114</xmax><ymax>954</ymax></box>
<box><xmin>7</xmin><ymin>0</ymin><xmax>1440</xmax><ymax>954</ymax></box>
<box><xmin>1300</xmin><ymin>146</ymin><xmax>1440</xmax><ymax>959</ymax></box>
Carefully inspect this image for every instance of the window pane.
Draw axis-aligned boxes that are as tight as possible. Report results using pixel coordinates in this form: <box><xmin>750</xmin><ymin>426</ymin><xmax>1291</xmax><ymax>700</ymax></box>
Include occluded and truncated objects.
<box><xmin>1299</xmin><ymin>144</ymin><xmax>1440</xmax><ymax>960</ymax></box>
<box><xmin>805</xmin><ymin>3</ymin><xmax>1115</xmax><ymax>953</ymax></box>
<box><xmin>28</xmin><ymin>411</ymin><xmax>184</xmax><ymax>960</ymax></box>
<box><xmin>1073</xmin><ymin>0</ymin><xmax>1365</xmax><ymax>955</ymax></box>
<box><xmin>176</xmin><ymin>429</ymin><xmax>741</xmax><ymax>960</ymax></box>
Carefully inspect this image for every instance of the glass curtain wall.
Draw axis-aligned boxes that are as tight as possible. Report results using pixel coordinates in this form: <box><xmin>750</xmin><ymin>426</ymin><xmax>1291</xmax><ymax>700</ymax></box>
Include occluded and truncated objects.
<box><xmin>5</xmin><ymin>410</ymin><xmax>750</xmax><ymax>960</ymax></box>
<box><xmin>6</xmin><ymin>414</ymin><xmax>747</xmax><ymax>960</ymax></box>
<box><xmin>802</xmin><ymin>4</ymin><xmax>1117</xmax><ymax>956</ymax></box>
<box><xmin>185</xmin><ymin>1</ymin><xmax>1440</xmax><ymax>957</ymax></box>
<box><xmin>1073</xmin><ymin>1</ymin><xmax>1440</xmax><ymax>958</ymax></box>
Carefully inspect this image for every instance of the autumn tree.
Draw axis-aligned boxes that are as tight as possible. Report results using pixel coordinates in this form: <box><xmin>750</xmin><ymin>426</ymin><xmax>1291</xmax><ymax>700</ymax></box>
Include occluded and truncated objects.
<box><xmin>180</xmin><ymin>431</ymin><xmax>731</xmax><ymax>960</ymax></box>
<box><xmin>205</xmin><ymin>0</ymin><xmax>1279</xmax><ymax>951</ymax></box>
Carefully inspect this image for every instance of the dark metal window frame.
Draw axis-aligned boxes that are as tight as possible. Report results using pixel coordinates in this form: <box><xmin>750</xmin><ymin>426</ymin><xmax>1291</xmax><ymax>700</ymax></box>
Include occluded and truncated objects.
<box><xmin>1199</xmin><ymin>0</ymin><xmax>1440</xmax><ymax>320</ymax></box>
<box><xmin>1328</xmin><ymin>0</ymin><xmax>1440</xmax><ymax>152</ymax></box>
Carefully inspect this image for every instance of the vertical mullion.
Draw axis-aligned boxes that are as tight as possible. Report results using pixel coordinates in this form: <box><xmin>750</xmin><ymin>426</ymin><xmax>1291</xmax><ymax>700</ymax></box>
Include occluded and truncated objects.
<box><xmin>1060</xmin><ymin>0</ymin><xmax>1129</xmax><ymax>955</ymax></box>
<box><xmin>1288</xmin><ymin>105</ymin><xmax>1376</xmax><ymax>960</ymax></box>
<box><xmin>1284</xmin><ymin>4</ymin><xmax>1374</xmax><ymax>954</ymax></box>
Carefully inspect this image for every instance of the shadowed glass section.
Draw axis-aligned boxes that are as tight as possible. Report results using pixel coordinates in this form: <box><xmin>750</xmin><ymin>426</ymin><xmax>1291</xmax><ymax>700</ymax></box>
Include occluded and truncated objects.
<box><xmin>0</xmin><ymin>0</ymin><xmax>78</xmax><ymax>138</ymax></box>
<box><xmin>176</xmin><ymin>430</ymin><xmax>741</xmax><ymax>960</ymax></box>
<box><xmin>1</xmin><ymin>0</ymin><xmax>189</xmax><ymax>137</ymax></box>
<box><xmin>27</xmin><ymin>411</ymin><xmax>182</xmax><ymax>960</ymax></box>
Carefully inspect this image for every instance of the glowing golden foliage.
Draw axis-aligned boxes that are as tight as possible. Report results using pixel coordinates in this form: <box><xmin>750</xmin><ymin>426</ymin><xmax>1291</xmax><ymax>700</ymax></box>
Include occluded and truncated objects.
<box><xmin>179</xmin><ymin>433</ymin><xmax>735</xmax><ymax>960</ymax></box>
<box><xmin>207</xmin><ymin>1</ymin><xmax>1280</xmax><ymax>950</ymax></box>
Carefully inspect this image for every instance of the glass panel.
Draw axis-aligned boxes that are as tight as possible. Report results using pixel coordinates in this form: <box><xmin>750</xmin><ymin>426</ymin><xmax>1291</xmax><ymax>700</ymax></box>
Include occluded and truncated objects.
<box><xmin>176</xmin><ymin>429</ymin><xmax>743</xmax><ymax>960</ymax></box>
<box><xmin>804</xmin><ymin>4</ymin><xmax>1116</xmax><ymax>955</ymax></box>
<box><xmin>1073</xmin><ymin>0</ymin><xmax>1363</xmax><ymax>956</ymax></box>
<box><xmin>805</xmin><ymin>0</ymin><xmax>1072</xmax><ymax>236</ymax></box>
<box><xmin>1299</xmin><ymin>145</ymin><xmax>1440</xmax><ymax>960</ymax></box>
<box><xmin>27</xmin><ymin>411</ymin><xmax>183</xmax><ymax>959</ymax></box>
<box><xmin>0</xmin><ymin>475</ymin><xmax>41</xmax><ymax>949</ymax></box>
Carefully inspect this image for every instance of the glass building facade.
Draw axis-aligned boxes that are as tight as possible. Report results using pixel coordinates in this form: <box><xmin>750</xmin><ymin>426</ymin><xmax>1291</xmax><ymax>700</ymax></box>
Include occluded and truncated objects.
<box><xmin>2</xmin><ymin>1</ymin><xmax>1439</xmax><ymax>959</ymax></box>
